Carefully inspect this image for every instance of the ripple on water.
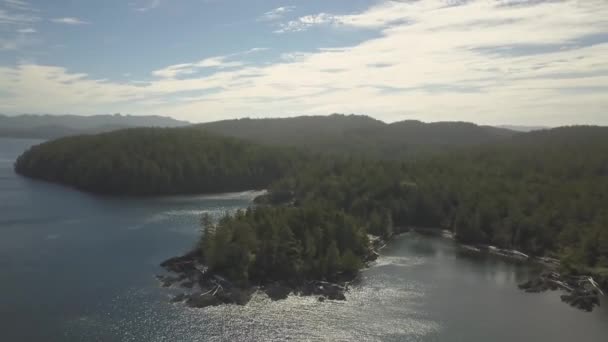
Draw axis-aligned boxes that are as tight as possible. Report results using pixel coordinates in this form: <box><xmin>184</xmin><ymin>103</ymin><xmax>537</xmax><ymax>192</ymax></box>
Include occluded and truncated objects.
<box><xmin>79</xmin><ymin>255</ymin><xmax>440</xmax><ymax>341</ymax></box>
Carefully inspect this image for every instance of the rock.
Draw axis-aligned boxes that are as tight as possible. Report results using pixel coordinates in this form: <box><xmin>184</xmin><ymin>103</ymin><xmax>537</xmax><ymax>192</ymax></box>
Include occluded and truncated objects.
<box><xmin>179</xmin><ymin>279</ymin><xmax>195</xmax><ymax>289</ymax></box>
<box><xmin>301</xmin><ymin>281</ymin><xmax>347</xmax><ymax>300</ymax></box>
<box><xmin>520</xmin><ymin>271</ymin><xmax>601</xmax><ymax>312</ymax></box>
<box><xmin>560</xmin><ymin>290</ymin><xmax>600</xmax><ymax>312</ymax></box>
<box><xmin>227</xmin><ymin>288</ymin><xmax>254</xmax><ymax>305</ymax></box>
<box><xmin>158</xmin><ymin>275</ymin><xmax>181</xmax><ymax>288</ymax></box>
<box><xmin>160</xmin><ymin>251</ymin><xmax>198</xmax><ymax>274</ymax></box>
<box><xmin>366</xmin><ymin>250</ymin><xmax>380</xmax><ymax>262</ymax></box>
<box><xmin>327</xmin><ymin>292</ymin><xmax>346</xmax><ymax>300</ymax></box>
<box><xmin>264</xmin><ymin>283</ymin><xmax>291</xmax><ymax>300</ymax></box>
<box><xmin>186</xmin><ymin>293</ymin><xmax>222</xmax><ymax>308</ymax></box>
<box><xmin>171</xmin><ymin>293</ymin><xmax>188</xmax><ymax>303</ymax></box>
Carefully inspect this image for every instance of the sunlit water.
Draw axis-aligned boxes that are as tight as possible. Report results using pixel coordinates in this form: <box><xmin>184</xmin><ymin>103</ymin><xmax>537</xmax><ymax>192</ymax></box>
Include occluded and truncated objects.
<box><xmin>1</xmin><ymin>138</ymin><xmax>607</xmax><ymax>341</ymax></box>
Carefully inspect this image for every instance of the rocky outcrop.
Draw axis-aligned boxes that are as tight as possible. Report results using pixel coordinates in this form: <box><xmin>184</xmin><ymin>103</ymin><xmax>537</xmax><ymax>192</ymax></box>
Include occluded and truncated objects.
<box><xmin>158</xmin><ymin>250</ymin><xmax>359</xmax><ymax>309</ymax></box>
<box><xmin>519</xmin><ymin>271</ymin><xmax>603</xmax><ymax>312</ymax></box>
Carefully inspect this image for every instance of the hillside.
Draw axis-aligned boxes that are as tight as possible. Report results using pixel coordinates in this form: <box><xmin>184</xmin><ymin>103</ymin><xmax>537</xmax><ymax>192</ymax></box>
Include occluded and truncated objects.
<box><xmin>13</xmin><ymin>121</ymin><xmax>608</xmax><ymax>297</ymax></box>
<box><xmin>197</xmin><ymin>114</ymin><xmax>517</xmax><ymax>158</ymax></box>
<box><xmin>260</xmin><ymin>125</ymin><xmax>608</xmax><ymax>271</ymax></box>
<box><xmin>14</xmin><ymin>127</ymin><xmax>301</xmax><ymax>196</ymax></box>
<box><xmin>0</xmin><ymin>114</ymin><xmax>189</xmax><ymax>139</ymax></box>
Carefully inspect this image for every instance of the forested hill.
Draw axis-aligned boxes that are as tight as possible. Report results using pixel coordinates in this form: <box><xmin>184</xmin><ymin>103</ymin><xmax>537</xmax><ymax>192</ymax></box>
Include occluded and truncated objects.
<box><xmin>187</xmin><ymin>125</ymin><xmax>608</xmax><ymax>292</ymax></box>
<box><xmin>0</xmin><ymin>114</ymin><xmax>189</xmax><ymax>139</ymax></box>
<box><xmin>196</xmin><ymin>114</ymin><xmax>517</xmax><ymax>158</ymax></box>
<box><xmin>13</xmin><ymin>121</ymin><xmax>608</xmax><ymax>289</ymax></box>
<box><xmin>14</xmin><ymin>127</ymin><xmax>302</xmax><ymax>196</ymax></box>
<box><xmin>263</xmin><ymin>125</ymin><xmax>608</xmax><ymax>261</ymax></box>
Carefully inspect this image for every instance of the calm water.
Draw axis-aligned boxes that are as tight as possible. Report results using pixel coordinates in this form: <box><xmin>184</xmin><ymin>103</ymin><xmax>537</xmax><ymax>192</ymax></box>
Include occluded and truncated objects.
<box><xmin>0</xmin><ymin>137</ymin><xmax>607</xmax><ymax>341</ymax></box>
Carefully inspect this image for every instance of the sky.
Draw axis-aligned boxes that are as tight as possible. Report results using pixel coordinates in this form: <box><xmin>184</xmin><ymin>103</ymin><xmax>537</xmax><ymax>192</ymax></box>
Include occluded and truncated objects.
<box><xmin>0</xmin><ymin>0</ymin><xmax>607</xmax><ymax>125</ymax></box>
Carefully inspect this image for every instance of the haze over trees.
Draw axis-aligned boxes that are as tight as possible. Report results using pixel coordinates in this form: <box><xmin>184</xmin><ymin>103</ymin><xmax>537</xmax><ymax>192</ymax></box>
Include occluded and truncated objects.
<box><xmin>197</xmin><ymin>114</ymin><xmax>517</xmax><ymax>159</ymax></box>
<box><xmin>0</xmin><ymin>114</ymin><xmax>188</xmax><ymax>139</ymax></box>
<box><xmin>13</xmin><ymin>115</ymin><xmax>608</xmax><ymax>285</ymax></box>
<box><xmin>14</xmin><ymin>127</ymin><xmax>301</xmax><ymax>195</ymax></box>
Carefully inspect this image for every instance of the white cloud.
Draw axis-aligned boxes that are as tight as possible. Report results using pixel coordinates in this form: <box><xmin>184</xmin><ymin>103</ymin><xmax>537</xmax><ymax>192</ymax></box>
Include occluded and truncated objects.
<box><xmin>259</xmin><ymin>6</ymin><xmax>295</xmax><ymax>21</ymax></box>
<box><xmin>2</xmin><ymin>0</ymin><xmax>608</xmax><ymax>125</ymax></box>
<box><xmin>3</xmin><ymin>0</ymin><xmax>34</xmax><ymax>11</ymax></box>
<box><xmin>152</xmin><ymin>57</ymin><xmax>244</xmax><ymax>79</ymax></box>
<box><xmin>274</xmin><ymin>1</ymin><xmax>410</xmax><ymax>33</ymax></box>
<box><xmin>0</xmin><ymin>1</ymin><xmax>38</xmax><ymax>50</ymax></box>
<box><xmin>17</xmin><ymin>27</ymin><xmax>34</xmax><ymax>33</ymax></box>
<box><xmin>133</xmin><ymin>0</ymin><xmax>161</xmax><ymax>12</ymax></box>
<box><xmin>152</xmin><ymin>48</ymin><xmax>268</xmax><ymax>79</ymax></box>
<box><xmin>0</xmin><ymin>8</ymin><xmax>38</xmax><ymax>25</ymax></box>
<box><xmin>275</xmin><ymin>13</ymin><xmax>335</xmax><ymax>33</ymax></box>
<box><xmin>51</xmin><ymin>17</ymin><xmax>89</xmax><ymax>25</ymax></box>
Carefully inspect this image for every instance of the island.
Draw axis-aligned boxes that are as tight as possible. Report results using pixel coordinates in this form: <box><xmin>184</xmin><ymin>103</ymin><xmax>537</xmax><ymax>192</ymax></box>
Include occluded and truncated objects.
<box><xmin>13</xmin><ymin>117</ymin><xmax>608</xmax><ymax>310</ymax></box>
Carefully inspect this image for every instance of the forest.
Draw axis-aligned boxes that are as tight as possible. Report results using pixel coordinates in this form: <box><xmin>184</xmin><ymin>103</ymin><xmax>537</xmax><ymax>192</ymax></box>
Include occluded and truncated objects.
<box><xmin>198</xmin><ymin>206</ymin><xmax>369</xmax><ymax>286</ymax></box>
<box><xmin>199</xmin><ymin>125</ymin><xmax>608</xmax><ymax>284</ymax></box>
<box><xmin>14</xmin><ymin>127</ymin><xmax>302</xmax><ymax>195</ymax></box>
<box><xmin>13</xmin><ymin>119</ymin><xmax>608</xmax><ymax>286</ymax></box>
<box><xmin>197</xmin><ymin>114</ymin><xmax>516</xmax><ymax>159</ymax></box>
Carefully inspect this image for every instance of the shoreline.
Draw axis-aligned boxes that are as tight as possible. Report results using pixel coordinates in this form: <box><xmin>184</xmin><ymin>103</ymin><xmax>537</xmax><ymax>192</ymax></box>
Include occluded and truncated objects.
<box><xmin>158</xmin><ymin>237</ymin><xmax>382</xmax><ymax>308</ymax></box>
<box><xmin>392</xmin><ymin>228</ymin><xmax>606</xmax><ymax>312</ymax></box>
<box><xmin>159</xmin><ymin>226</ymin><xmax>606</xmax><ymax>311</ymax></box>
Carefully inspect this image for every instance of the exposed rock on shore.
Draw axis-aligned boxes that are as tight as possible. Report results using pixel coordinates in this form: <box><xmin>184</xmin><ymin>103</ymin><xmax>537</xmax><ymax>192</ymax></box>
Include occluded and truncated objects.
<box><xmin>158</xmin><ymin>249</ymin><xmax>365</xmax><ymax>308</ymax></box>
<box><xmin>518</xmin><ymin>271</ymin><xmax>603</xmax><ymax>311</ymax></box>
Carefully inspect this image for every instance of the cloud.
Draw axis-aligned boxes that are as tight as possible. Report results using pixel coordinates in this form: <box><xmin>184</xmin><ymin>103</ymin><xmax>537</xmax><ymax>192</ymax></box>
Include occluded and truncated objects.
<box><xmin>152</xmin><ymin>48</ymin><xmax>268</xmax><ymax>79</ymax></box>
<box><xmin>3</xmin><ymin>0</ymin><xmax>34</xmax><ymax>11</ymax></box>
<box><xmin>1</xmin><ymin>0</ymin><xmax>608</xmax><ymax>125</ymax></box>
<box><xmin>133</xmin><ymin>0</ymin><xmax>161</xmax><ymax>12</ymax></box>
<box><xmin>51</xmin><ymin>17</ymin><xmax>89</xmax><ymax>25</ymax></box>
<box><xmin>258</xmin><ymin>6</ymin><xmax>295</xmax><ymax>21</ymax></box>
<box><xmin>274</xmin><ymin>13</ymin><xmax>335</xmax><ymax>33</ymax></box>
<box><xmin>152</xmin><ymin>57</ymin><xmax>244</xmax><ymax>79</ymax></box>
<box><xmin>0</xmin><ymin>8</ymin><xmax>38</xmax><ymax>25</ymax></box>
<box><xmin>274</xmin><ymin>1</ymin><xmax>410</xmax><ymax>33</ymax></box>
<box><xmin>17</xmin><ymin>27</ymin><xmax>34</xmax><ymax>33</ymax></box>
<box><xmin>0</xmin><ymin>1</ymin><xmax>39</xmax><ymax>50</ymax></box>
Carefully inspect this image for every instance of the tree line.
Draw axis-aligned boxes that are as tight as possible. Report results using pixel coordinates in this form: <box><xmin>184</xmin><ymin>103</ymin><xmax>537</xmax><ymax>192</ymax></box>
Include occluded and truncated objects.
<box><xmin>14</xmin><ymin>127</ymin><xmax>303</xmax><ymax>195</ymax></box>
<box><xmin>14</xmin><ymin>124</ymin><xmax>608</xmax><ymax>283</ymax></box>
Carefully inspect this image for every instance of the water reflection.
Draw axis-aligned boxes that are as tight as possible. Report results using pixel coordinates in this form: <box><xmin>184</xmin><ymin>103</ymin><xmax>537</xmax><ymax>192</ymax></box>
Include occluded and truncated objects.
<box><xmin>1</xmin><ymin>138</ymin><xmax>607</xmax><ymax>341</ymax></box>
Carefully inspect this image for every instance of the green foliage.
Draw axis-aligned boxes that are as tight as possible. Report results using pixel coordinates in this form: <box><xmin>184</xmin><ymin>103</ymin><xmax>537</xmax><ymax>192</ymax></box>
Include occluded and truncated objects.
<box><xmin>14</xmin><ymin>127</ymin><xmax>302</xmax><ymax>195</ymax></box>
<box><xmin>200</xmin><ymin>206</ymin><xmax>369</xmax><ymax>284</ymax></box>
<box><xmin>15</xmin><ymin>122</ymin><xmax>608</xmax><ymax>279</ymax></box>
<box><xmin>197</xmin><ymin>114</ymin><xmax>516</xmax><ymax>159</ymax></box>
<box><xmin>265</xmin><ymin>126</ymin><xmax>608</xmax><ymax>266</ymax></box>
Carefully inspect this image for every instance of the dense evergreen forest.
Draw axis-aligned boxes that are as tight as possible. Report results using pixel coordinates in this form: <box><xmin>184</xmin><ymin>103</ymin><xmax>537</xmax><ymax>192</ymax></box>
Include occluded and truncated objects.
<box><xmin>197</xmin><ymin>114</ymin><xmax>516</xmax><ymax>159</ymax></box>
<box><xmin>201</xmin><ymin>125</ymin><xmax>608</xmax><ymax>285</ymax></box>
<box><xmin>14</xmin><ymin>127</ymin><xmax>301</xmax><ymax>195</ymax></box>
<box><xmin>198</xmin><ymin>206</ymin><xmax>369</xmax><ymax>286</ymax></box>
<box><xmin>13</xmin><ymin>118</ymin><xmax>608</xmax><ymax>287</ymax></box>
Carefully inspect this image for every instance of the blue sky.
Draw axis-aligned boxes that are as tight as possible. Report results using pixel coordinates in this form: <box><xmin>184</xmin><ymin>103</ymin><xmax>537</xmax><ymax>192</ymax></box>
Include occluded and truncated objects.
<box><xmin>1</xmin><ymin>0</ymin><xmax>607</xmax><ymax>125</ymax></box>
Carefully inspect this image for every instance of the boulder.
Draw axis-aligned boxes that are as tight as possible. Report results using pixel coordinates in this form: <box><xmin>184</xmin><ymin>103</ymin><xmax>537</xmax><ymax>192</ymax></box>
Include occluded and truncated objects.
<box><xmin>264</xmin><ymin>283</ymin><xmax>292</xmax><ymax>300</ymax></box>
<box><xmin>186</xmin><ymin>293</ymin><xmax>222</xmax><ymax>308</ymax></box>
<box><xmin>170</xmin><ymin>293</ymin><xmax>188</xmax><ymax>303</ymax></box>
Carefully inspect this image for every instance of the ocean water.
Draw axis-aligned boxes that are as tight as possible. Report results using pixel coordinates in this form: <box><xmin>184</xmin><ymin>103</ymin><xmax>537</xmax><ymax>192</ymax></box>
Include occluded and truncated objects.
<box><xmin>1</xmin><ymin>137</ymin><xmax>607</xmax><ymax>341</ymax></box>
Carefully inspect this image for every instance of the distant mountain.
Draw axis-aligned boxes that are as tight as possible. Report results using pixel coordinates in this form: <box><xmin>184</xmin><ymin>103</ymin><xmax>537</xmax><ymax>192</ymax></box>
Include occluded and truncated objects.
<box><xmin>497</xmin><ymin>125</ymin><xmax>548</xmax><ymax>132</ymax></box>
<box><xmin>0</xmin><ymin>114</ymin><xmax>189</xmax><ymax>139</ymax></box>
<box><xmin>197</xmin><ymin>114</ymin><xmax>518</xmax><ymax>158</ymax></box>
<box><xmin>197</xmin><ymin>114</ymin><xmax>385</xmax><ymax>146</ymax></box>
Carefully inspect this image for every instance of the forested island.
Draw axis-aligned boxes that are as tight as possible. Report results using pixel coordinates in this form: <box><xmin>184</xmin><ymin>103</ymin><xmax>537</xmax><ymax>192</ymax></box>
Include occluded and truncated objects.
<box><xmin>14</xmin><ymin>116</ymin><xmax>608</xmax><ymax>309</ymax></box>
<box><xmin>14</xmin><ymin>127</ymin><xmax>302</xmax><ymax>195</ymax></box>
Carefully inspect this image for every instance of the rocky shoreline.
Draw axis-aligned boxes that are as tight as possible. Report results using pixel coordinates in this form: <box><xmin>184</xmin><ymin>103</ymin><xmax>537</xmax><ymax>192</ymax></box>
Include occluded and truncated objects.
<box><xmin>518</xmin><ymin>272</ymin><xmax>604</xmax><ymax>311</ymax></box>
<box><xmin>159</xmin><ymin>229</ymin><xmax>606</xmax><ymax>311</ymax></box>
<box><xmin>456</xmin><ymin>241</ymin><xmax>606</xmax><ymax>312</ymax></box>
<box><xmin>158</xmin><ymin>237</ymin><xmax>382</xmax><ymax>309</ymax></box>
